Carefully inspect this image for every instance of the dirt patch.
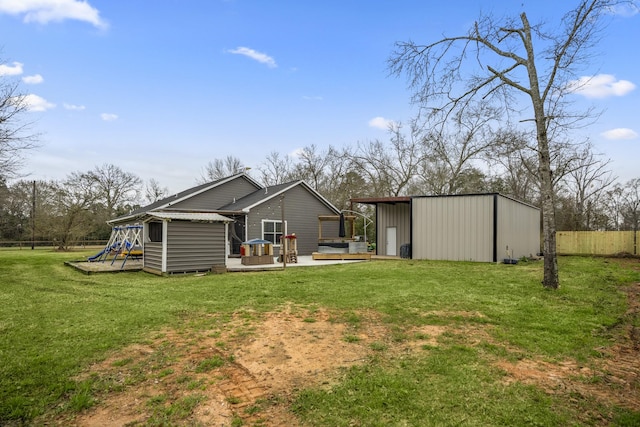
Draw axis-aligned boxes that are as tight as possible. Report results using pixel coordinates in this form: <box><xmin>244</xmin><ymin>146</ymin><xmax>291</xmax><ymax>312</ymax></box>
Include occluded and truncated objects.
<box><xmin>52</xmin><ymin>305</ymin><xmax>394</xmax><ymax>426</ymax></box>
<box><xmin>497</xmin><ymin>282</ymin><xmax>640</xmax><ymax>413</ymax></box>
<box><xmin>43</xmin><ymin>288</ymin><xmax>640</xmax><ymax>426</ymax></box>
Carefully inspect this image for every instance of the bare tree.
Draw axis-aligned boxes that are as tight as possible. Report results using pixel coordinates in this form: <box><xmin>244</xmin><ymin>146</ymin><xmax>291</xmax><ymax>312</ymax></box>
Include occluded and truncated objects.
<box><xmin>0</xmin><ymin>66</ymin><xmax>39</xmax><ymax>180</ymax></box>
<box><xmin>348</xmin><ymin>122</ymin><xmax>425</xmax><ymax>197</ymax></box>
<box><xmin>561</xmin><ymin>145</ymin><xmax>615</xmax><ymax>230</ymax></box>
<box><xmin>619</xmin><ymin>178</ymin><xmax>640</xmax><ymax>232</ymax></box>
<box><xmin>144</xmin><ymin>178</ymin><xmax>168</xmax><ymax>204</ymax></box>
<box><xmin>257</xmin><ymin>151</ymin><xmax>296</xmax><ymax>186</ymax></box>
<box><xmin>419</xmin><ymin>103</ymin><xmax>498</xmax><ymax>194</ymax></box>
<box><xmin>292</xmin><ymin>144</ymin><xmax>331</xmax><ymax>190</ymax></box>
<box><xmin>389</xmin><ymin>0</ymin><xmax>631</xmax><ymax>288</ymax></box>
<box><xmin>84</xmin><ymin>164</ymin><xmax>142</xmax><ymax>218</ymax></box>
<box><xmin>199</xmin><ymin>156</ymin><xmax>245</xmax><ymax>183</ymax></box>
<box><xmin>486</xmin><ymin>128</ymin><xmax>540</xmax><ymax>204</ymax></box>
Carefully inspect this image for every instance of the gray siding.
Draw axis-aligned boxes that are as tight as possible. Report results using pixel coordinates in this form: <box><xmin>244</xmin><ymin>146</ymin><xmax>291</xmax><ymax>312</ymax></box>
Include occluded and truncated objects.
<box><xmin>412</xmin><ymin>195</ymin><xmax>494</xmax><ymax>262</ymax></box>
<box><xmin>172</xmin><ymin>177</ymin><xmax>259</xmax><ymax>211</ymax></box>
<box><xmin>246</xmin><ymin>184</ymin><xmax>337</xmax><ymax>255</ymax></box>
<box><xmin>376</xmin><ymin>203</ymin><xmax>411</xmax><ymax>256</ymax></box>
<box><xmin>144</xmin><ymin>242</ymin><xmax>163</xmax><ymax>272</ymax></box>
<box><xmin>496</xmin><ymin>196</ymin><xmax>540</xmax><ymax>260</ymax></box>
<box><xmin>165</xmin><ymin>221</ymin><xmax>226</xmax><ymax>273</ymax></box>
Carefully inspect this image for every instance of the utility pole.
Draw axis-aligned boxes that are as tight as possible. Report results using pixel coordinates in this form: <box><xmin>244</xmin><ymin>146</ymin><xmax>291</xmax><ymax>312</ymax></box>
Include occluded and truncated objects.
<box><xmin>31</xmin><ymin>180</ymin><xmax>36</xmax><ymax>250</ymax></box>
<box><xmin>281</xmin><ymin>194</ymin><xmax>286</xmax><ymax>269</ymax></box>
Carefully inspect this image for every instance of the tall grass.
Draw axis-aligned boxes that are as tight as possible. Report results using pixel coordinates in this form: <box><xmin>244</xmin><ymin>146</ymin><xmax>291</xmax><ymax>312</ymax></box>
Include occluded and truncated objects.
<box><xmin>0</xmin><ymin>249</ymin><xmax>638</xmax><ymax>424</ymax></box>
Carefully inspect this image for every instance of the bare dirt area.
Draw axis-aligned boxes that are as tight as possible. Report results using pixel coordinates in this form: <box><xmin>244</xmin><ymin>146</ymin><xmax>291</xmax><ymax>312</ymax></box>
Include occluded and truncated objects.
<box><xmin>497</xmin><ymin>282</ymin><xmax>640</xmax><ymax>416</ymax></box>
<box><xmin>45</xmin><ymin>281</ymin><xmax>640</xmax><ymax>427</ymax></box>
<box><xmin>53</xmin><ymin>305</ymin><xmax>399</xmax><ymax>427</ymax></box>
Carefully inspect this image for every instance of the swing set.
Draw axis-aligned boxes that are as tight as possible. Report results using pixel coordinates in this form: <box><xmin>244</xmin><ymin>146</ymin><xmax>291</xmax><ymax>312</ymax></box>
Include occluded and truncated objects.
<box><xmin>87</xmin><ymin>225</ymin><xmax>143</xmax><ymax>270</ymax></box>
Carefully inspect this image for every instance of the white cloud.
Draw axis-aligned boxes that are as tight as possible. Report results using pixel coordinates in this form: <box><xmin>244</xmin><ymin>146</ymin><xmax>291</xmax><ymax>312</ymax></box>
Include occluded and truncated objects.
<box><xmin>290</xmin><ymin>147</ymin><xmax>305</xmax><ymax>158</ymax></box>
<box><xmin>64</xmin><ymin>103</ymin><xmax>85</xmax><ymax>111</ymax></box>
<box><xmin>23</xmin><ymin>94</ymin><xmax>55</xmax><ymax>111</ymax></box>
<box><xmin>0</xmin><ymin>61</ymin><xmax>23</xmax><ymax>76</ymax></box>
<box><xmin>609</xmin><ymin>4</ymin><xmax>639</xmax><ymax>17</ymax></box>
<box><xmin>228</xmin><ymin>47</ymin><xmax>277</xmax><ymax>68</ymax></box>
<box><xmin>22</xmin><ymin>74</ymin><xmax>43</xmax><ymax>84</ymax></box>
<box><xmin>601</xmin><ymin>128</ymin><xmax>638</xmax><ymax>140</ymax></box>
<box><xmin>368</xmin><ymin>116</ymin><xmax>397</xmax><ymax>130</ymax></box>
<box><xmin>568</xmin><ymin>74</ymin><xmax>636</xmax><ymax>98</ymax></box>
<box><xmin>101</xmin><ymin>113</ymin><xmax>118</xmax><ymax>121</ymax></box>
<box><xmin>0</xmin><ymin>0</ymin><xmax>108</xmax><ymax>29</ymax></box>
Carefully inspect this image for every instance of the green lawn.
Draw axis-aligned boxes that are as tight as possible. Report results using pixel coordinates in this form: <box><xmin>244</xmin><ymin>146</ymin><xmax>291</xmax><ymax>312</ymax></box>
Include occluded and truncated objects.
<box><xmin>1</xmin><ymin>248</ymin><xmax>639</xmax><ymax>425</ymax></box>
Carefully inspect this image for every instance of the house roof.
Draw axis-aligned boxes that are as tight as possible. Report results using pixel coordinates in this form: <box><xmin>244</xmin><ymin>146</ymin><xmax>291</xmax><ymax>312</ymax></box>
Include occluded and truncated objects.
<box><xmin>109</xmin><ymin>172</ymin><xmax>261</xmax><ymax>224</ymax></box>
<box><xmin>219</xmin><ymin>180</ymin><xmax>340</xmax><ymax>214</ymax></box>
<box><xmin>144</xmin><ymin>212</ymin><xmax>233</xmax><ymax>222</ymax></box>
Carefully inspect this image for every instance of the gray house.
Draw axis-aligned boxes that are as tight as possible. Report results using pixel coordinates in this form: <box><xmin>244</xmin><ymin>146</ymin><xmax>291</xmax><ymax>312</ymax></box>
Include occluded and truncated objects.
<box><xmin>109</xmin><ymin>173</ymin><xmax>340</xmax><ymax>274</ymax></box>
<box><xmin>353</xmin><ymin>193</ymin><xmax>540</xmax><ymax>262</ymax></box>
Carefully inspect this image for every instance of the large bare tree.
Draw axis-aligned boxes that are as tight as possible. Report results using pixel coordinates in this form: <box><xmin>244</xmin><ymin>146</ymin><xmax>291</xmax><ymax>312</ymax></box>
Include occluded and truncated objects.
<box><xmin>419</xmin><ymin>103</ymin><xmax>498</xmax><ymax>195</ymax></box>
<box><xmin>348</xmin><ymin>121</ymin><xmax>425</xmax><ymax>197</ymax></box>
<box><xmin>84</xmin><ymin>164</ymin><xmax>142</xmax><ymax>217</ymax></box>
<box><xmin>389</xmin><ymin>0</ymin><xmax>632</xmax><ymax>288</ymax></box>
<box><xmin>0</xmin><ymin>66</ymin><xmax>39</xmax><ymax>180</ymax></box>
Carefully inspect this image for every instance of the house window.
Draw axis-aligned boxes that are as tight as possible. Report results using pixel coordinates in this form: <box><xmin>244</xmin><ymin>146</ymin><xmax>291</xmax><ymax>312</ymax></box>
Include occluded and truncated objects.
<box><xmin>262</xmin><ymin>220</ymin><xmax>285</xmax><ymax>245</ymax></box>
<box><xmin>148</xmin><ymin>221</ymin><xmax>163</xmax><ymax>242</ymax></box>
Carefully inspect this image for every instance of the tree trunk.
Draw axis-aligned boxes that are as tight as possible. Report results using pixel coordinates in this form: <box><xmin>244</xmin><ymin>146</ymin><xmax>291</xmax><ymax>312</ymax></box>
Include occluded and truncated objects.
<box><xmin>536</xmin><ymin>118</ymin><xmax>559</xmax><ymax>289</ymax></box>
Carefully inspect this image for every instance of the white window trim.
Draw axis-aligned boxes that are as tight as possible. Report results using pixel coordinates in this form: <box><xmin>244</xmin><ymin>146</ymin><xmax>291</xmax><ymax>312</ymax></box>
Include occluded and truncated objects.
<box><xmin>261</xmin><ymin>219</ymin><xmax>287</xmax><ymax>246</ymax></box>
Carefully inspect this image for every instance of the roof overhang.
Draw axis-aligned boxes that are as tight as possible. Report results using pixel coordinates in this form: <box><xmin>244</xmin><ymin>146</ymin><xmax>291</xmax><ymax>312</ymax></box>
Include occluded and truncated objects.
<box><xmin>143</xmin><ymin>212</ymin><xmax>234</xmax><ymax>222</ymax></box>
<box><xmin>350</xmin><ymin>197</ymin><xmax>411</xmax><ymax>205</ymax></box>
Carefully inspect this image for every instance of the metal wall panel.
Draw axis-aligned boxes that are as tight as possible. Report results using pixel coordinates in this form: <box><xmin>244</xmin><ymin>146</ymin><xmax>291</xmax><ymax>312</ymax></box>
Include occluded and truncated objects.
<box><xmin>246</xmin><ymin>184</ymin><xmax>338</xmax><ymax>255</ymax></box>
<box><xmin>496</xmin><ymin>196</ymin><xmax>540</xmax><ymax>260</ymax></box>
<box><xmin>376</xmin><ymin>203</ymin><xmax>411</xmax><ymax>256</ymax></box>
<box><xmin>412</xmin><ymin>195</ymin><xmax>494</xmax><ymax>262</ymax></box>
<box><xmin>165</xmin><ymin>221</ymin><xmax>226</xmax><ymax>273</ymax></box>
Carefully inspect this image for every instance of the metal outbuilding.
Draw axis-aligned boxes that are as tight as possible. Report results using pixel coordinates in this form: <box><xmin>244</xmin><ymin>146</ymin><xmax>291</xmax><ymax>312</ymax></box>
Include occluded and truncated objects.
<box><xmin>352</xmin><ymin>193</ymin><xmax>540</xmax><ymax>262</ymax></box>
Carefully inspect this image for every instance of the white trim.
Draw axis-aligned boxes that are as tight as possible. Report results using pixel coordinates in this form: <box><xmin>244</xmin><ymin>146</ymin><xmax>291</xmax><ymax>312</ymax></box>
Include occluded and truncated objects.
<box><xmin>225</xmin><ymin>222</ymin><xmax>229</xmax><ymax>263</ymax></box>
<box><xmin>261</xmin><ymin>219</ymin><xmax>286</xmax><ymax>246</ymax></box>
<box><xmin>161</xmin><ymin>220</ymin><xmax>168</xmax><ymax>273</ymax></box>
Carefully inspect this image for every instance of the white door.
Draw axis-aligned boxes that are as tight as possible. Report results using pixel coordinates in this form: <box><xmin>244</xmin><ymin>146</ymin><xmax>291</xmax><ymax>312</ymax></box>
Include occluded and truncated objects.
<box><xmin>386</xmin><ymin>226</ymin><xmax>397</xmax><ymax>256</ymax></box>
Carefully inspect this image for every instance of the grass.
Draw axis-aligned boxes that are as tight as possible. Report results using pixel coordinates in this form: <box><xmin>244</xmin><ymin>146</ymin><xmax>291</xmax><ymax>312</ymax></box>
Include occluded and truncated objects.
<box><xmin>0</xmin><ymin>248</ymin><xmax>639</xmax><ymax>425</ymax></box>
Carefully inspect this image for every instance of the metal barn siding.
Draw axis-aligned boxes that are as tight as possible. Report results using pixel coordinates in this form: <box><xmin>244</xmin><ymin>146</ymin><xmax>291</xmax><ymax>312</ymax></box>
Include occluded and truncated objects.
<box><xmin>376</xmin><ymin>203</ymin><xmax>411</xmax><ymax>257</ymax></box>
<box><xmin>165</xmin><ymin>221</ymin><xmax>226</xmax><ymax>273</ymax></box>
<box><xmin>496</xmin><ymin>196</ymin><xmax>540</xmax><ymax>260</ymax></box>
<box><xmin>246</xmin><ymin>185</ymin><xmax>338</xmax><ymax>255</ymax></box>
<box><xmin>412</xmin><ymin>195</ymin><xmax>494</xmax><ymax>262</ymax></box>
<box><xmin>173</xmin><ymin>177</ymin><xmax>259</xmax><ymax>211</ymax></box>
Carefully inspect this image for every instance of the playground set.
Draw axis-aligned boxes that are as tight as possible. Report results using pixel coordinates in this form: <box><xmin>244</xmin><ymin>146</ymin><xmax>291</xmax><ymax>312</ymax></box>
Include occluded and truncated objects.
<box><xmin>88</xmin><ymin>225</ymin><xmax>143</xmax><ymax>270</ymax></box>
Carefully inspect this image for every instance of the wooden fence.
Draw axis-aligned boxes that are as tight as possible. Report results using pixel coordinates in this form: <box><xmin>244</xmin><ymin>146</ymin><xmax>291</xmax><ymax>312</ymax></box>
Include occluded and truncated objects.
<box><xmin>556</xmin><ymin>231</ymin><xmax>638</xmax><ymax>256</ymax></box>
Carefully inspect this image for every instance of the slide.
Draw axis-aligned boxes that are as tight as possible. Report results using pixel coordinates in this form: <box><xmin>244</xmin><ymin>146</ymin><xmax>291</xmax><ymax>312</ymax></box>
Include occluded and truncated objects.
<box><xmin>87</xmin><ymin>247</ymin><xmax>109</xmax><ymax>262</ymax></box>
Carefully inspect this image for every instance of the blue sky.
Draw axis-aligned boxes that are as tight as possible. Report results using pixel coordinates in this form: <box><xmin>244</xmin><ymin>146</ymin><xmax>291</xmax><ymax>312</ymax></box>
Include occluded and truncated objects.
<box><xmin>1</xmin><ymin>0</ymin><xmax>638</xmax><ymax>194</ymax></box>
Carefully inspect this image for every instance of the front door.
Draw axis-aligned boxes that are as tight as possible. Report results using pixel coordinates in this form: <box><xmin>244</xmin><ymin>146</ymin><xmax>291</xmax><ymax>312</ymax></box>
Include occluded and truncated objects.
<box><xmin>386</xmin><ymin>226</ymin><xmax>397</xmax><ymax>256</ymax></box>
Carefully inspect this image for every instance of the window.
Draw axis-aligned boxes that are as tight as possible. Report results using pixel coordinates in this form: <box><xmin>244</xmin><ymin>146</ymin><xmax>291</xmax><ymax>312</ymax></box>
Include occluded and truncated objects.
<box><xmin>148</xmin><ymin>221</ymin><xmax>163</xmax><ymax>242</ymax></box>
<box><xmin>262</xmin><ymin>220</ymin><xmax>285</xmax><ymax>245</ymax></box>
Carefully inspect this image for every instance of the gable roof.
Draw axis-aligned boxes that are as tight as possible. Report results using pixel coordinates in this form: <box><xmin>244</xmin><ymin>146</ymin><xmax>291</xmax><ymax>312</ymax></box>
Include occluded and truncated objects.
<box><xmin>108</xmin><ymin>172</ymin><xmax>262</xmax><ymax>224</ymax></box>
<box><xmin>219</xmin><ymin>180</ymin><xmax>340</xmax><ymax>214</ymax></box>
